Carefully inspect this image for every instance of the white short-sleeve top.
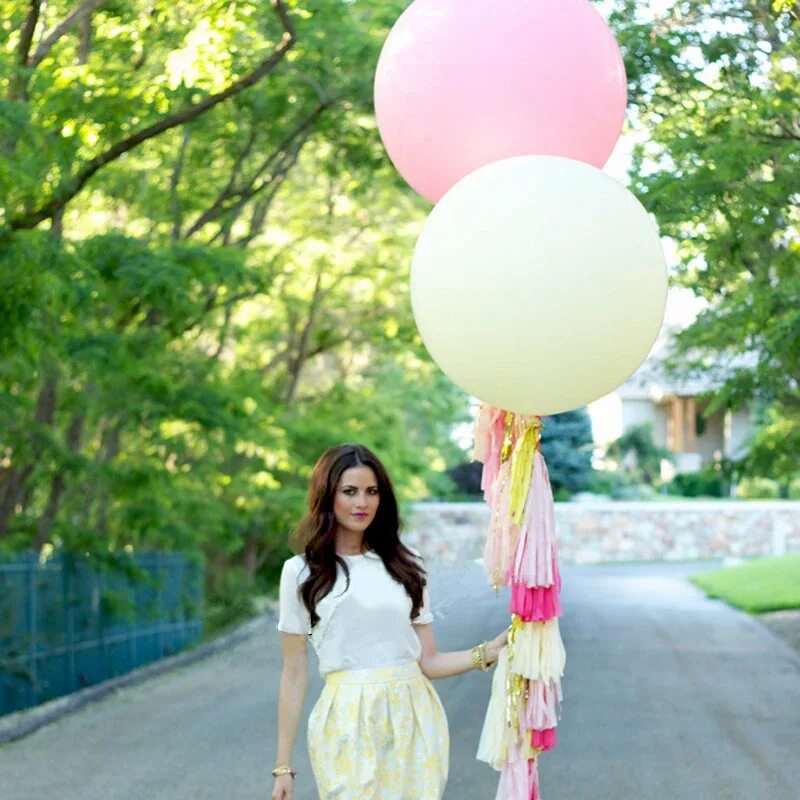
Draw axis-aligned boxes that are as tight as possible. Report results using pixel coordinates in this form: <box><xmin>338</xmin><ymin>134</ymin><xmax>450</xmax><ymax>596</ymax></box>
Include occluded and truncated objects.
<box><xmin>276</xmin><ymin>548</ymin><xmax>433</xmax><ymax>676</ymax></box>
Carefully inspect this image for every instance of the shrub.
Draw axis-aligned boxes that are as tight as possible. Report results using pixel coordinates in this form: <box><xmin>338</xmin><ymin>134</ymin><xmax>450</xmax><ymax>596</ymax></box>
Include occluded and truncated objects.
<box><xmin>735</xmin><ymin>477</ymin><xmax>779</xmax><ymax>499</ymax></box>
<box><xmin>605</xmin><ymin>422</ymin><xmax>672</xmax><ymax>485</ymax></box>
<box><xmin>588</xmin><ymin>469</ymin><xmax>634</xmax><ymax>497</ymax></box>
<box><xmin>667</xmin><ymin>468</ymin><xmax>726</xmax><ymax>498</ymax></box>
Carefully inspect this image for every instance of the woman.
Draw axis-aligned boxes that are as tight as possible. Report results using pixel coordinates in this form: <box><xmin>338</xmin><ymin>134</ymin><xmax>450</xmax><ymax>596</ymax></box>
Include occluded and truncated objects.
<box><xmin>271</xmin><ymin>443</ymin><xmax>508</xmax><ymax>800</ymax></box>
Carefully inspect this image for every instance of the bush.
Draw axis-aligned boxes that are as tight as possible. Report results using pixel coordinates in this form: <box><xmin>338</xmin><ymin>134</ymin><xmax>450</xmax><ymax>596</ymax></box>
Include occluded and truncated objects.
<box><xmin>735</xmin><ymin>477</ymin><xmax>779</xmax><ymax>499</ymax></box>
<box><xmin>588</xmin><ymin>469</ymin><xmax>634</xmax><ymax>497</ymax></box>
<box><xmin>667</xmin><ymin>468</ymin><xmax>726</xmax><ymax>498</ymax></box>
<box><xmin>604</xmin><ymin>422</ymin><xmax>671</xmax><ymax>485</ymax></box>
<box><xmin>443</xmin><ymin>460</ymin><xmax>483</xmax><ymax>498</ymax></box>
<box><xmin>203</xmin><ymin>566</ymin><xmax>257</xmax><ymax>639</ymax></box>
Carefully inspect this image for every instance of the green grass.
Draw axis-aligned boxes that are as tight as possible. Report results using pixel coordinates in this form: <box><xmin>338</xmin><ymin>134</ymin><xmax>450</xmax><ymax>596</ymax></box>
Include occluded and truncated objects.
<box><xmin>688</xmin><ymin>553</ymin><xmax>800</xmax><ymax>613</ymax></box>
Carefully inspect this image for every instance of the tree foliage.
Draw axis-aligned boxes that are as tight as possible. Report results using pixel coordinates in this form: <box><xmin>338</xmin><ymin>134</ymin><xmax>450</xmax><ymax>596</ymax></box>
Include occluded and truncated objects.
<box><xmin>539</xmin><ymin>409</ymin><xmax>594</xmax><ymax>496</ymax></box>
<box><xmin>0</xmin><ymin>0</ymin><xmax>470</xmax><ymax>627</ymax></box>
<box><xmin>605</xmin><ymin>422</ymin><xmax>672</xmax><ymax>485</ymax></box>
<box><xmin>611</xmin><ymin>0</ymin><xmax>799</xmax><ymax>485</ymax></box>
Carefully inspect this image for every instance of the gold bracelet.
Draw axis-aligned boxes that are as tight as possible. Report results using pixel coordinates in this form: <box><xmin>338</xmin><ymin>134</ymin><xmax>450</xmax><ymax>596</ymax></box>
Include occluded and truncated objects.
<box><xmin>272</xmin><ymin>765</ymin><xmax>297</xmax><ymax>779</ymax></box>
<box><xmin>471</xmin><ymin>642</ymin><xmax>490</xmax><ymax>672</ymax></box>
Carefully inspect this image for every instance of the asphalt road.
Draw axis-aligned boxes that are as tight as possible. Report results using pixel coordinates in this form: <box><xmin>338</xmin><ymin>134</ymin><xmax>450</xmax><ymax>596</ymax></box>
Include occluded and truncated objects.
<box><xmin>1</xmin><ymin>557</ymin><xmax>798</xmax><ymax>800</ymax></box>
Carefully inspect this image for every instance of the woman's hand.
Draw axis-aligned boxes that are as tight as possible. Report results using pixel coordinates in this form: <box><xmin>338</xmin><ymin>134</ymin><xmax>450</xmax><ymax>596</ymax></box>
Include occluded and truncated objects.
<box><xmin>271</xmin><ymin>774</ymin><xmax>294</xmax><ymax>800</ymax></box>
<box><xmin>485</xmin><ymin>628</ymin><xmax>509</xmax><ymax>666</ymax></box>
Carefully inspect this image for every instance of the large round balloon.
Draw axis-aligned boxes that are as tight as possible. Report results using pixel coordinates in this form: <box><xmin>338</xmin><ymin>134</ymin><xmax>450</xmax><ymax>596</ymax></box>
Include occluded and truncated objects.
<box><xmin>410</xmin><ymin>156</ymin><xmax>668</xmax><ymax>416</ymax></box>
<box><xmin>374</xmin><ymin>0</ymin><xmax>627</xmax><ymax>204</ymax></box>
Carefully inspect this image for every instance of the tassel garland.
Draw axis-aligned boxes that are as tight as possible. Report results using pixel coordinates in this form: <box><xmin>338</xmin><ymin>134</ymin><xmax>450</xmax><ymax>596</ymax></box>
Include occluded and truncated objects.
<box><xmin>474</xmin><ymin>407</ymin><xmax>566</xmax><ymax>800</ymax></box>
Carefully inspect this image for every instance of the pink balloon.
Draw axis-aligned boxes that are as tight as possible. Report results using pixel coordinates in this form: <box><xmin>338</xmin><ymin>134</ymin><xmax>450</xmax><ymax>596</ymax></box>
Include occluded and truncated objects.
<box><xmin>374</xmin><ymin>0</ymin><xmax>627</xmax><ymax>203</ymax></box>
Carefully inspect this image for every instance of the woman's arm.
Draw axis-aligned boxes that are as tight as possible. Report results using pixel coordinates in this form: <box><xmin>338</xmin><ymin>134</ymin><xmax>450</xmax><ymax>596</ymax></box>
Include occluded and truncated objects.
<box><xmin>415</xmin><ymin>622</ymin><xmax>507</xmax><ymax>680</ymax></box>
<box><xmin>274</xmin><ymin>633</ymin><xmax>309</xmax><ymax>771</ymax></box>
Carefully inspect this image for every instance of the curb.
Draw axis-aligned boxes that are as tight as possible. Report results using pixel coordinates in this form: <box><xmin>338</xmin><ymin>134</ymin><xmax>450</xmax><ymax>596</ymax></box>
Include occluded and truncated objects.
<box><xmin>0</xmin><ymin>601</ymin><xmax>279</xmax><ymax>746</ymax></box>
<box><xmin>750</xmin><ymin>609</ymin><xmax>800</xmax><ymax>666</ymax></box>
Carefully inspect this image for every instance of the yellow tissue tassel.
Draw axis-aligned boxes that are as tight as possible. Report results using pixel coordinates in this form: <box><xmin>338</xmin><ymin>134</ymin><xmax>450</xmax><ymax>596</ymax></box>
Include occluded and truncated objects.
<box><xmin>505</xmin><ymin>617</ymin><xmax>533</xmax><ymax>761</ymax></box>
<box><xmin>506</xmin><ymin>618</ymin><xmax>520</xmax><ymax>731</ymax></box>
<box><xmin>510</xmin><ymin>617</ymin><xmax>567</xmax><ymax>683</ymax></box>
<box><xmin>508</xmin><ymin>423</ymin><xmax>538</xmax><ymax>525</ymax></box>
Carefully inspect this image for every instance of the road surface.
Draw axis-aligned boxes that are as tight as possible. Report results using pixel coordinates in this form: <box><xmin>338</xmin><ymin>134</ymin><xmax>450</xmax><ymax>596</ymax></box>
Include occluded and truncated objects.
<box><xmin>1</xmin><ymin>557</ymin><xmax>798</xmax><ymax>799</ymax></box>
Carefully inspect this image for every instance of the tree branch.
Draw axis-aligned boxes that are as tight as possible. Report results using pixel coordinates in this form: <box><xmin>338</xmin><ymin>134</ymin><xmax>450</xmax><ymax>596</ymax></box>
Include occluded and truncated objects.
<box><xmin>185</xmin><ymin>101</ymin><xmax>327</xmax><ymax>239</ymax></box>
<box><xmin>214</xmin><ymin>139</ymin><xmax>305</xmax><ymax>245</ymax></box>
<box><xmin>28</xmin><ymin>0</ymin><xmax>109</xmax><ymax>68</ymax></box>
<box><xmin>170</xmin><ymin>127</ymin><xmax>192</xmax><ymax>239</ymax></box>
<box><xmin>8</xmin><ymin>0</ymin><xmax>42</xmax><ymax>100</ymax></box>
<box><xmin>76</xmin><ymin>12</ymin><xmax>93</xmax><ymax>65</ymax></box>
<box><xmin>9</xmin><ymin>0</ymin><xmax>297</xmax><ymax>231</ymax></box>
<box><xmin>210</xmin><ymin>303</ymin><xmax>234</xmax><ymax>361</ymax></box>
<box><xmin>183</xmin><ymin>127</ymin><xmax>263</xmax><ymax>239</ymax></box>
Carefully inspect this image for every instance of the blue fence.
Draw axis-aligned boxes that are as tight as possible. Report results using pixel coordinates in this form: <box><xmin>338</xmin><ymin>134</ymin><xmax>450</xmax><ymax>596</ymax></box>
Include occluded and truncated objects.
<box><xmin>0</xmin><ymin>551</ymin><xmax>204</xmax><ymax>716</ymax></box>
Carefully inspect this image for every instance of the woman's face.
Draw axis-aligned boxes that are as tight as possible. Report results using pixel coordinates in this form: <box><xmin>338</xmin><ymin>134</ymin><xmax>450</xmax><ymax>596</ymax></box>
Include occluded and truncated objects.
<box><xmin>332</xmin><ymin>465</ymin><xmax>380</xmax><ymax>535</ymax></box>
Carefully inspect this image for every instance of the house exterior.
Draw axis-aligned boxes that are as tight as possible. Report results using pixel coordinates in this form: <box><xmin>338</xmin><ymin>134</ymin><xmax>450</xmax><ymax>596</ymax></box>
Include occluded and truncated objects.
<box><xmin>611</xmin><ymin>373</ymin><xmax>754</xmax><ymax>475</ymax></box>
<box><xmin>588</xmin><ymin>318</ymin><xmax>756</xmax><ymax>476</ymax></box>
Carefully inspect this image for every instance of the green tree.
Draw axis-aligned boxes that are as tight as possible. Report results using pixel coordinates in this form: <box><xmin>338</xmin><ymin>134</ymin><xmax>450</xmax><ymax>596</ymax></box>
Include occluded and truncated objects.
<box><xmin>610</xmin><ymin>0</ymin><xmax>799</xmax><ymax>489</ymax></box>
<box><xmin>605</xmin><ymin>422</ymin><xmax>672</xmax><ymax>485</ymax></box>
<box><xmin>540</xmin><ymin>409</ymin><xmax>594</xmax><ymax>495</ymax></box>
<box><xmin>0</xmin><ymin>0</ymin><xmax>469</xmax><ymax>632</ymax></box>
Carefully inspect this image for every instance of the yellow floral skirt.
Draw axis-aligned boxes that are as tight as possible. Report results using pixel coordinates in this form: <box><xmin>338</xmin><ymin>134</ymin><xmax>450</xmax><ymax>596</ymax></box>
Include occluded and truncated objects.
<box><xmin>307</xmin><ymin>660</ymin><xmax>449</xmax><ymax>799</ymax></box>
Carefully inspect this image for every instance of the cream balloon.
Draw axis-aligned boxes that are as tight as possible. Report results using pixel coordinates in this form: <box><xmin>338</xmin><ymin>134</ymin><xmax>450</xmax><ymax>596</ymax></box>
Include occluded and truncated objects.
<box><xmin>410</xmin><ymin>156</ymin><xmax>668</xmax><ymax>416</ymax></box>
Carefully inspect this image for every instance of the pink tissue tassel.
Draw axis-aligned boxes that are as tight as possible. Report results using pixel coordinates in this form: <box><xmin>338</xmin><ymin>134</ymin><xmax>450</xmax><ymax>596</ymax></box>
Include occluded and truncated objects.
<box><xmin>483</xmin><ymin>461</ymin><xmax>518</xmax><ymax>586</ymax></box>
<box><xmin>510</xmin><ymin>572</ymin><xmax>562</xmax><ymax>621</ymax></box>
<box><xmin>481</xmin><ymin>408</ymin><xmax>507</xmax><ymax>507</ymax></box>
<box><xmin>511</xmin><ymin>451</ymin><xmax>555</xmax><ymax>588</ymax></box>
<box><xmin>521</xmin><ymin>671</ymin><xmax>563</xmax><ymax>732</ymax></box>
<box><xmin>472</xmin><ymin>403</ymin><xmax>494</xmax><ymax>463</ymax></box>
<box><xmin>496</xmin><ymin>738</ymin><xmax>541</xmax><ymax>800</ymax></box>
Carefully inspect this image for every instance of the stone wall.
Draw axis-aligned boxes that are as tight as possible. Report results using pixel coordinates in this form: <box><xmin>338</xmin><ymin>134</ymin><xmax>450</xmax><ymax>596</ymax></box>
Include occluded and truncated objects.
<box><xmin>403</xmin><ymin>501</ymin><xmax>800</xmax><ymax>566</ymax></box>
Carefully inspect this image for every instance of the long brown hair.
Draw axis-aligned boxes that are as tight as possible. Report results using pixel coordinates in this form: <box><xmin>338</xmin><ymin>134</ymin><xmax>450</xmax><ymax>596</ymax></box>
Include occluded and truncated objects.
<box><xmin>290</xmin><ymin>443</ymin><xmax>427</xmax><ymax>628</ymax></box>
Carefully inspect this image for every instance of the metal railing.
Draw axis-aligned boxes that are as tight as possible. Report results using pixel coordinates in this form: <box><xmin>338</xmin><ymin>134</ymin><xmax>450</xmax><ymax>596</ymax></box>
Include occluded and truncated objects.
<box><xmin>0</xmin><ymin>551</ymin><xmax>204</xmax><ymax>716</ymax></box>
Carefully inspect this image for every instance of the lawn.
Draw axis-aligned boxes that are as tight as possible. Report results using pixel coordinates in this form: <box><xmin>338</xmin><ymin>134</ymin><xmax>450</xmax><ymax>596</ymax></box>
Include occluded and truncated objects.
<box><xmin>688</xmin><ymin>553</ymin><xmax>800</xmax><ymax>613</ymax></box>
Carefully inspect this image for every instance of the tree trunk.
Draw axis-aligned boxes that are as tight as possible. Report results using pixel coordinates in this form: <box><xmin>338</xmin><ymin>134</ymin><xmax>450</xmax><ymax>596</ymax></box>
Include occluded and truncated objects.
<box><xmin>284</xmin><ymin>266</ymin><xmax>324</xmax><ymax>406</ymax></box>
<box><xmin>7</xmin><ymin>0</ymin><xmax>42</xmax><ymax>102</ymax></box>
<box><xmin>77</xmin><ymin>14</ymin><xmax>93</xmax><ymax>65</ymax></box>
<box><xmin>35</xmin><ymin>411</ymin><xmax>85</xmax><ymax>548</ymax></box>
<box><xmin>242</xmin><ymin>523</ymin><xmax>274</xmax><ymax>579</ymax></box>
<box><xmin>92</xmin><ymin>422</ymin><xmax>121</xmax><ymax>535</ymax></box>
<box><xmin>243</xmin><ymin>526</ymin><xmax>260</xmax><ymax>580</ymax></box>
<box><xmin>0</xmin><ymin>370</ymin><xmax>58</xmax><ymax>538</ymax></box>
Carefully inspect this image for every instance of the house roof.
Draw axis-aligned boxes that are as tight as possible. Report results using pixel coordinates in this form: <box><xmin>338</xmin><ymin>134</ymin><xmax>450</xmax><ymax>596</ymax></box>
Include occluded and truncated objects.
<box><xmin>615</xmin><ymin>324</ymin><xmax>759</xmax><ymax>401</ymax></box>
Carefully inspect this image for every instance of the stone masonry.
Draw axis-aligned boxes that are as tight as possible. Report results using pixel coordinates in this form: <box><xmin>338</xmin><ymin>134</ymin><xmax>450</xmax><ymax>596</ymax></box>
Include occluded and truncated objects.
<box><xmin>403</xmin><ymin>501</ymin><xmax>800</xmax><ymax>567</ymax></box>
